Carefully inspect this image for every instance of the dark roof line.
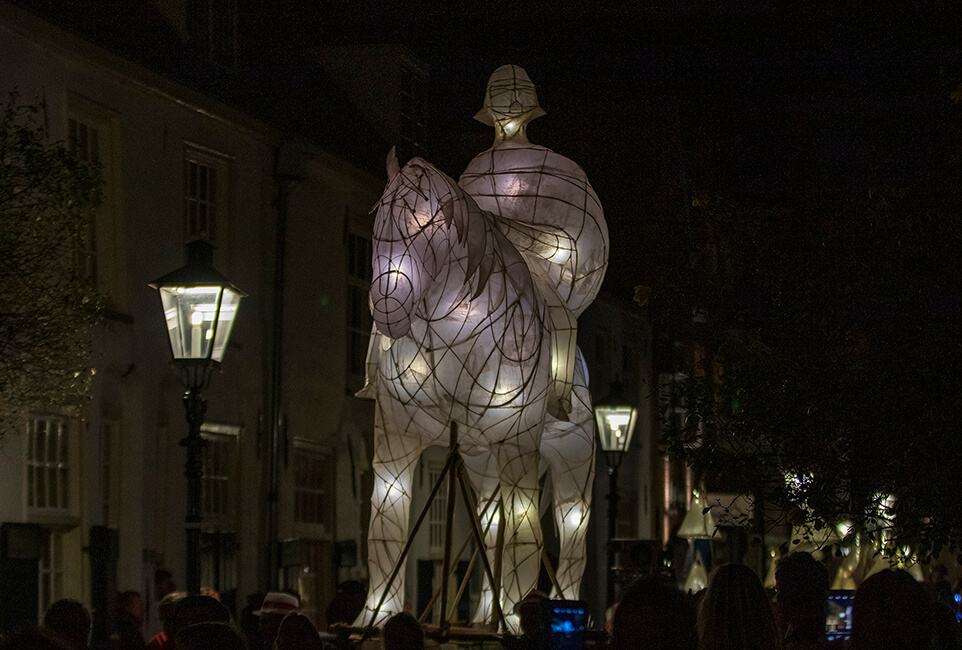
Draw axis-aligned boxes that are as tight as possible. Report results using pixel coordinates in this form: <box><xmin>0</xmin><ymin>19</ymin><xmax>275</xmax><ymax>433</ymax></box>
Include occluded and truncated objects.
<box><xmin>10</xmin><ymin>0</ymin><xmax>389</xmax><ymax>174</ymax></box>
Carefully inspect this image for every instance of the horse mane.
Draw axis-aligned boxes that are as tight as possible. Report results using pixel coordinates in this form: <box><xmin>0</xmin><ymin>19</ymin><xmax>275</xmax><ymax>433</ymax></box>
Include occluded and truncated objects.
<box><xmin>440</xmin><ymin>186</ymin><xmax>497</xmax><ymax>301</ymax></box>
<box><xmin>384</xmin><ymin>156</ymin><xmax>534</xmax><ymax>304</ymax></box>
<box><xmin>394</xmin><ymin>158</ymin><xmax>494</xmax><ymax>300</ymax></box>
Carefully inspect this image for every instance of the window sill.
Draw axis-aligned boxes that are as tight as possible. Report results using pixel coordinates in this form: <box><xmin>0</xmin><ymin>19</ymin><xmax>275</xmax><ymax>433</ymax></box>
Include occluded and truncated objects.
<box><xmin>25</xmin><ymin>511</ymin><xmax>80</xmax><ymax>529</ymax></box>
<box><xmin>293</xmin><ymin>522</ymin><xmax>331</xmax><ymax>541</ymax></box>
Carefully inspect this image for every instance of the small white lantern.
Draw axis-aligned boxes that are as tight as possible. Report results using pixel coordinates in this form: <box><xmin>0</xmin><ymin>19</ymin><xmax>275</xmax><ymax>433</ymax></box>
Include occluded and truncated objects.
<box><xmin>149</xmin><ymin>240</ymin><xmax>244</xmax><ymax>364</ymax></box>
<box><xmin>677</xmin><ymin>490</ymin><xmax>717</xmax><ymax>540</ymax></box>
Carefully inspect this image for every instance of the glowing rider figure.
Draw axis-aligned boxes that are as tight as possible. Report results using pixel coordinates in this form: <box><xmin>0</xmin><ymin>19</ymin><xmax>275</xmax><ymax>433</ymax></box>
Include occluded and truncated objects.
<box><xmin>460</xmin><ymin>64</ymin><xmax>609</xmax><ymax>418</ymax></box>
<box><xmin>459</xmin><ymin>65</ymin><xmax>605</xmax><ymax>619</ymax></box>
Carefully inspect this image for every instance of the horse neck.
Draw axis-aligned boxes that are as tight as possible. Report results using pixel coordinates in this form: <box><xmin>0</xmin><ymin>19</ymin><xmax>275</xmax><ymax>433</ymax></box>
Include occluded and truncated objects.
<box><xmin>401</xmin><ymin>163</ymin><xmax>542</xmax><ymax>328</ymax></box>
<box><xmin>425</xmin><ymin>217</ymin><xmax>541</xmax><ymax>333</ymax></box>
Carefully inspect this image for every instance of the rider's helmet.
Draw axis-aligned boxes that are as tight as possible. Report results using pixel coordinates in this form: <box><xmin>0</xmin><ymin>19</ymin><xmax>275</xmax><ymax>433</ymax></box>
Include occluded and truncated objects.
<box><xmin>474</xmin><ymin>64</ymin><xmax>546</xmax><ymax>126</ymax></box>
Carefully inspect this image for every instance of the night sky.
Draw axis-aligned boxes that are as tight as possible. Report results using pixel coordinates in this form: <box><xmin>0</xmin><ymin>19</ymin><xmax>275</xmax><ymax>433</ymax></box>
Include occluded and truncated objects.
<box><xmin>245</xmin><ymin>1</ymin><xmax>962</xmax><ymax>295</ymax></box>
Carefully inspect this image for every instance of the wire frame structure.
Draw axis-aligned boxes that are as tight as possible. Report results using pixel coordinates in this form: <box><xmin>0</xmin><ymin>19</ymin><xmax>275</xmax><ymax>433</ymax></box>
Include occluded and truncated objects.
<box><xmin>355</xmin><ymin>66</ymin><xmax>607</xmax><ymax>631</ymax></box>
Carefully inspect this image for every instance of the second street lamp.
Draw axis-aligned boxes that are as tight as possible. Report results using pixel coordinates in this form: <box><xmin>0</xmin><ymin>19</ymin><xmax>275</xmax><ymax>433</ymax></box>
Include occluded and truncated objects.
<box><xmin>149</xmin><ymin>240</ymin><xmax>245</xmax><ymax>595</ymax></box>
<box><xmin>593</xmin><ymin>379</ymin><xmax>638</xmax><ymax>607</ymax></box>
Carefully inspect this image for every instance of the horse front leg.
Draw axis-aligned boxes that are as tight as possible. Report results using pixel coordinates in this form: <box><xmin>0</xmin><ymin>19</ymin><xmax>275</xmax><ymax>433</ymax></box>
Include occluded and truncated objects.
<box><xmin>356</xmin><ymin>417</ymin><xmax>424</xmax><ymax>627</ymax></box>
<box><xmin>496</xmin><ymin>439</ymin><xmax>543</xmax><ymax>631</ymax></box>
<box><xmin>461</xmin><ymin>449</ymin><xmax>502</xmax><ymax>626</ymax></box>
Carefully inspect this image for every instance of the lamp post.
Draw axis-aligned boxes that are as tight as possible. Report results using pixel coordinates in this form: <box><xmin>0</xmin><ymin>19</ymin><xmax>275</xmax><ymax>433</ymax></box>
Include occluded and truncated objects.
<box><xmin>149</xmin><ymin>240</ymin><xmax>244</xmax><ymax>595</ymax></box>
<box><xmin>594</xmin><ymin>379</ymin><xmax>638</xmax><ymax>607</ymax></box>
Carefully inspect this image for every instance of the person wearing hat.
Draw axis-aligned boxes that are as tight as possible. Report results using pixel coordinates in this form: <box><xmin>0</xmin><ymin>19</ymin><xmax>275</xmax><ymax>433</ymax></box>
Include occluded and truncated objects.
<box><xmin>254</xmin><ymin>591</ymin><xmax>299</xmax><ymax>650</ymax></box>
<box><xmin>146</xmin><ymin>591</ymin><xmax>186</xmax><ymax>650</ymax></box>
<box><xmin>502</xmin><ymin>589</ymin><xmax>548</xmax><ymax>650</ymax></box>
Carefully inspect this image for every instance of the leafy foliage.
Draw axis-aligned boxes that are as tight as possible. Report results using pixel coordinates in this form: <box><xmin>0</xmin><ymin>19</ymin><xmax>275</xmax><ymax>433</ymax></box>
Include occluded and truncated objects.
<box><xmin>647</xmin><ymin>99</ymin><xmax>962</xmax><ymax>562</ymax></box>
<box><xmin>0</xmin><ymin>92</ymin><xmax>103</xmax><ymax>430</ymax></box>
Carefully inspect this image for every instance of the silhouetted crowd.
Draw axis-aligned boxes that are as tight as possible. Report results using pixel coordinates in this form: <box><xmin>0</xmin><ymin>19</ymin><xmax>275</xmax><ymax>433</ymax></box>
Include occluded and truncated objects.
<box><xmin>605</xmin><ymin>553</ymin><xmax>961</xmax><ymax>650</ymax></box>
<box><xmin>1</xmin><ymin>553</ymin><xmax>960</xmax><ymax>649</ymax></box>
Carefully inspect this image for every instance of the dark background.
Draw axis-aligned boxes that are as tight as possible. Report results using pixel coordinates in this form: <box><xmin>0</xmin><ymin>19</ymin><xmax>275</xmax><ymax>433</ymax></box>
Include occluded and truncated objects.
<box><xmin>24</xmin><ymin>0</ymin><xmax>962</xmax><ymax>296</ymax></box>
<box><xmin>252</xmin><ymin>2</ymin><xmax>962</xmax><ymax>296</ymax></box>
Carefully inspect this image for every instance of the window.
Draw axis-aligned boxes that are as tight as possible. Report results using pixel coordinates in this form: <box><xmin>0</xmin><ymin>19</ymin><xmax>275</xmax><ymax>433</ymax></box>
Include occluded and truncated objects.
<box><xmin>68</xmin><ymin>118</ymin><xmax>99</xmax><ymax>166</ymax></box>
<box><xmin>200</xmin><ymin>531</ymin><xmax>237</xmax><ymax>595</ymax></box>
<box><xmin>26</xmin><ymin>417</ymin><xmax>69</xmax><ymax>512</ymax></box>
<box><xmin>67</xmin><ymin>95</ymin><xmax>122</xmax><ymax>309</ymax></box>
<box><xmin>67</xmin><ymin>116</ymin><xmax>101</xmax><ymax>285</ymax></box>
<box><xmin>184</xmin><ymin>145</ymin><xmax>230</xmax><ymax>244</ymax></box>
<box><xmin>346</xmin><ymin>216</ymin><xmax>373</xmax><ymax>388</ymax></box>
<box><xmin>199</xmin><ymin>424</ymin><xmax>238</xmax><ymax>596</ymax></box>
<box><xmin>201</xmin><ymin>425</ymin><xmax>239</xmax><ymax>520</ymax></box>
<box><xmin>38</xmin><ymin>529</ymin><xmax>65</xmax><ymax>616</ymax></box>
<box><xmin>294</xmin><ymin>444</ymin><xmax>330</xmax><ymax>526</ymax></box>
<box><xmin>184</xmin><ymin>159</ymin><xmax>216</xmax><ymax>242</ymax></box>
<box><xmin>427</xmin><ymin>462</ymin><xmax>447</xmax><ymax>555</ymax></box>
<box><xmin>186</xmin><ymin>0</ymin><xmax>238</xmax><ymax>67</ymax></box>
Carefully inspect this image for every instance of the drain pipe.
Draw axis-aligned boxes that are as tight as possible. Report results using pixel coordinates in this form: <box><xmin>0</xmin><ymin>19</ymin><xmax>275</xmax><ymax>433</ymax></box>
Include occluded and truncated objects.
<box><xmin>267</xmin><ymin>144</ymin><xmax>304</xmax><ymax>589</ymax></box>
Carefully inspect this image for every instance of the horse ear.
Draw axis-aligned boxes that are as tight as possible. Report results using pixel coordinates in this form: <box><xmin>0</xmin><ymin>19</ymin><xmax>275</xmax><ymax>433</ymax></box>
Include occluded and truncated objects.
<box><xmin>386</xmin><ymin>147</ymin><xmax>400</xmax><ymax>182</ymax></box>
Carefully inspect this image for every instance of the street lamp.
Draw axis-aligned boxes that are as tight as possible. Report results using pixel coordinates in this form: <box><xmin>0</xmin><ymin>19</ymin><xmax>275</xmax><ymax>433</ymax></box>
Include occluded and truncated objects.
<box><xmin>593</xmin><ymin>379</ymin><xmax>638</xmax><ymax>607</ymax></box>
<box><xmin>149</xmin><ymin>240</ymin><xmax>244</xmax><ymax>595</ymax></box>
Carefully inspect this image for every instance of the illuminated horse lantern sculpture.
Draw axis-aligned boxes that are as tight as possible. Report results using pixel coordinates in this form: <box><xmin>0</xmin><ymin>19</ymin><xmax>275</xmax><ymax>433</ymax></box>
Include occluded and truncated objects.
<box><xmin>357</xmin><ymin>66</ymin><xmax>607</xmax><ymax>628</ymax></box>
<box><xmin>357</xmin><ymin>155</ymin><xmax>591</xmax><ymax>626</ymax></box>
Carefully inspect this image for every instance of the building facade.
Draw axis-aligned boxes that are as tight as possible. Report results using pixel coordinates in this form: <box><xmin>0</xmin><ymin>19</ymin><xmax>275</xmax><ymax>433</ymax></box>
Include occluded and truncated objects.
<box><xmin>0</xmin><ymin>0</ymin><xmax>385</xmax><ymax>634</ymax></box>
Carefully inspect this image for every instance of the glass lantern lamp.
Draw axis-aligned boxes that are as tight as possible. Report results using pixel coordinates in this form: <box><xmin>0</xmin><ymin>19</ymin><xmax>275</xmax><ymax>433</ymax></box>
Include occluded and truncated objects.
<box><xmin>593</xmin><ymin>379</ymin><xmax>638</xmax><ymax>606</ymax></box>
<box><xmin>149</xmin><ymin>239</ymin><xmax>244</xmax><ymax>595</ymax></box>
<box><xmin>594</xmin><ymin>379</ymin><xmax>638</xmax><ymax>467</ymax></box>
<box><xmin>150</xmin><ymin>240</ymin><xmax>244</xmax><ymax>383</ymax></box>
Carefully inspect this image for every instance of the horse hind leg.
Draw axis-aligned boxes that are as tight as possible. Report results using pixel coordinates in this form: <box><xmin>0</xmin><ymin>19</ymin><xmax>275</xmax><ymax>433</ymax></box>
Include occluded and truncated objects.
<box><xmin>540</xmin><ymin>420</ymin><xmax>595</xmax><ymax>600</ymax></box>
<box><xmin>355</xmin><ymin>422</ymin><xmax>425</xmax><ymax>627</ymax></box>
<box><xmin>496</xmin><ymin>441</ymin><xmax>543</xmax><ymax>631</ymax></box>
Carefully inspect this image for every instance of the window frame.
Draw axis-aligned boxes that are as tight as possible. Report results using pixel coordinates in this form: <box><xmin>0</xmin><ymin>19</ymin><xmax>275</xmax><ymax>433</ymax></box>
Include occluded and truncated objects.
<box><xmin>66</xmin><ymin>94</ymin><xmax>122</xmax><ymax>308</ymax></box>
<box><xmin>200</xmin><ymin>423</ymin><xmax>240</xmax><ymax>524</ymax></box>
<box><xmin>38</xmin><ymin>528</ymin><xmax>65</xmax><ymax>617</ymax></box>
<box><xmin>426</xmin><ymin>461</ymin><xmax>448</xmax><ymax>557</ymax></box>
<box><xmin>25</xmin><ymin>416</ymin><xmax>71</xmax><ymax>514</ymax></box>
<box><xmin>183</xmin><ymin>143</ymin><xmax>232</xmax><ymax>246</ymax></box>
<box><xmin>292</xmin><ymin>439</ymin><xmax>333</xmax><ymax>533</ymax></box>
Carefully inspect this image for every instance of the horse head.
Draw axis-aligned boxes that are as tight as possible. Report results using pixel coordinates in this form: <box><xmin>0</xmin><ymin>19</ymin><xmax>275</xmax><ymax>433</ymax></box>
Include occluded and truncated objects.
<box><xmin>370</xmin><ymin>150</ymin><xmax>496</xmax><ymax>339</ymax></box>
